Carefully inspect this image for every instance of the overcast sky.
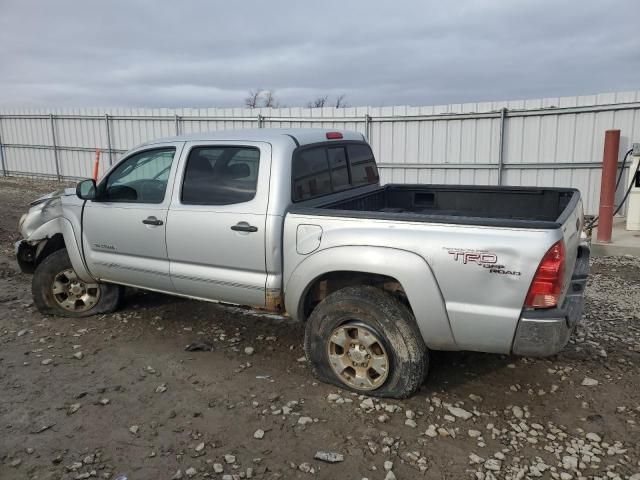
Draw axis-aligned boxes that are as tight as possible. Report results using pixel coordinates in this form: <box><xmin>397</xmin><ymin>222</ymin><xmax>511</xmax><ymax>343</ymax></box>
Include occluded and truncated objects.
<box><xmin>1</xmin><ymin>0</ymin><xmax>639</xmax><ymax>108</ymax></box>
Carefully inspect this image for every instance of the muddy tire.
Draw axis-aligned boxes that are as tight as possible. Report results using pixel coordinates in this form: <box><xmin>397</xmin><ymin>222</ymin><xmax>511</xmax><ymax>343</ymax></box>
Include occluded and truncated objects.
<box><xmin>304</xmin><ymin>285</ymin><xmax>428</xmax><ymax>398</ymax></box>
<box><xmin>32</xmin><ymin>249</ymin><xmax>123</xmax><ymax>317</ymax></box>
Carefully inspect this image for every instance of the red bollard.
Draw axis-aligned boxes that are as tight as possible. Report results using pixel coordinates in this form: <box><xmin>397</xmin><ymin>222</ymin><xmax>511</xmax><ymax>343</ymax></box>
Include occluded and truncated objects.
<box><xmin>596</xmin><ymin>130</ymin><xmax>620</xmax><ymax>243</ymax></box>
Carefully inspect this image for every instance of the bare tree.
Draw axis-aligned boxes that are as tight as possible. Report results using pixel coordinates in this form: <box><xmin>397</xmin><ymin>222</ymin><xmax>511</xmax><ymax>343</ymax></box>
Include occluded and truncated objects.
<box><xmin>244</xmin><ymin>89</ymin><xmax>264</xmax><ymax>109</ymax></box>
<box><xmin>245</xmin><ymin>89</ymin><xmax>280</xmax><ymax>108</ymax></box>
<box><xmin>306</xmin><ymin>95</ymin><xmax>328</xmax><ymax>108</ymax></box>
<box><xmin>306</xmin><ymin>94</ymin><xmax>348</xmax><ymax>108</ymax></box>
<box><xmin>262</xmin><ymin>90</ymin><xmax>279</xmax><ymax>108</ymax></box>
<box><xmin>246</xmin><ymin>90</ymin><xmax>344</xmax><ymax>108</ymax></box>
<box><xmin>334</xmin><ymin>94</ymin><xmax>348</xmax><ymax>108</ymax></box>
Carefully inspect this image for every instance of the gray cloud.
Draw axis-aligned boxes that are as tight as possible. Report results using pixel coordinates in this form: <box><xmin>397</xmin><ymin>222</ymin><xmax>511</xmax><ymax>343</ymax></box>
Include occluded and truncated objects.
<box><xmin>1</xmin><ymin>0</ymin><xmax>639</xmax><ymax>107</ymax></box>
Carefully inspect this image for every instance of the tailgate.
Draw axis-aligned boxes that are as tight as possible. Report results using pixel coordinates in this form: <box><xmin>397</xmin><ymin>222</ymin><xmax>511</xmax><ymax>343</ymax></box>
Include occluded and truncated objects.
<box><xmin>558</xmin><ymin>193</ymin><xmax>586</xmax><ymax>303</ymax></box>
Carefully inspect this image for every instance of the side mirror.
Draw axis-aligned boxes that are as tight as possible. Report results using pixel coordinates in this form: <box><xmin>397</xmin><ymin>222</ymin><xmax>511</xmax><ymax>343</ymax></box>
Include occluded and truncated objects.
<box><xmin>76</xmin><ymin>179</ymin><xmax>97</xmax><ymax>200</ymax></box>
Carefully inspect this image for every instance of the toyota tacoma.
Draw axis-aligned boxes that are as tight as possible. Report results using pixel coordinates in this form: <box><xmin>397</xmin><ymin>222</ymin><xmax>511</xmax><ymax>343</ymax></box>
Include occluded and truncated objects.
<box><xmin>16</xmin><ymin>128</ymin><xmax>589</xmax><ymax>398</ymax></box>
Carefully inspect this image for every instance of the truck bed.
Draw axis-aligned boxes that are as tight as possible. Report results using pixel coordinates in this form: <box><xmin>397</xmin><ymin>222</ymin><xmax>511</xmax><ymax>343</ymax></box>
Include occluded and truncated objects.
<box><xmin>291</xmin><ymin>184</ymin><xmax>580</xmax><ymax>229</ymax></box>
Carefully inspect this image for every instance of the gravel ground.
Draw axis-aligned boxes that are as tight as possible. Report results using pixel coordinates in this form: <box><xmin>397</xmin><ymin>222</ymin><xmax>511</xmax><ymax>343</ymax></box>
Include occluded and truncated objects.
<box><xmin>0</xmin><ymin>176</ymin><xmax>639</xmax><ymax>480</ymax></box>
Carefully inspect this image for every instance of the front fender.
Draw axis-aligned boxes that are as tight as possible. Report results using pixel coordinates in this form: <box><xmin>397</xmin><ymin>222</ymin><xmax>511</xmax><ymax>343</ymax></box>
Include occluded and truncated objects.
<box><xmin>284</xmin><ymin>246</ymin><xmax>457</xmax><ymax>350</ymax></box>
<box><xmin>26</xmin><ymin>217</ymin><xmax>94</xmax><ymax>283</ymax></box>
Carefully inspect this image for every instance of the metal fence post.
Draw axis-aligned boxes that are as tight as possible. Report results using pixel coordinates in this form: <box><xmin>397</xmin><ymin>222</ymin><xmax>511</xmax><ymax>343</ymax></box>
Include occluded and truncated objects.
<box><xmin>104</xmin><ymin>114</ymin><xmax>113</xmax><ymax>166</ymax></box>
<box><xmin>364</xmin><ymin>114</ymin><xmax>372</xmax><ymax>142</ymax></box>
<box><xmin>497</xmin><ymin>107</ymin><xmax>507</xmax><ymax>186</ymax></box>
<box><xmin>174</xmin><ymin>114</ymin><xmax>180</xmax><ymax>135</ymax></box>
<box><xmin>49</xmin><ymin>114</ymin><xmax>61</xmax><ymax>181</ymax></box>
<box><xmin>257</xmin><ymin>114</ymin><xmax>264</xmax><ymax>128</ymax></box>
<box><xmin>0</xmin><ymin>116</ymin><xmax>6</xmax><ymax>176</ymax></box>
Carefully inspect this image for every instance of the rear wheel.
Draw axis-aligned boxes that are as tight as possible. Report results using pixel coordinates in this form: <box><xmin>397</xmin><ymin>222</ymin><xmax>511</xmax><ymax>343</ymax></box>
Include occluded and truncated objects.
<box><xmin>304</xmin><ymin>285</ymin><xmax>428</xmax><ymax>398</ymax></box>
<box><xmin>32</xmin><ymin>249</ymin><xmax>123</xmax><ymax>317</ymax></box>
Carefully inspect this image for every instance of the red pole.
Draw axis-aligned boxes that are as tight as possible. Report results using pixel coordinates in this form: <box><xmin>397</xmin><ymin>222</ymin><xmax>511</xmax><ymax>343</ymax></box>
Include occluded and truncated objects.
<box><xmin>596</xmin><ymin>130</ymin><xmax>620</xmax><ymax>243</ymax></box>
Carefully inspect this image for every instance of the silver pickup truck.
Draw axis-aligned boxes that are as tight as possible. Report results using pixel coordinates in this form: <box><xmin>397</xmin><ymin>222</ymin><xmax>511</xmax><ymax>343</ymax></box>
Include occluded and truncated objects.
<box><xmin>16</xmin><ymin>128</ymin><xmax>589</xmax><ymax>398</ymax></box>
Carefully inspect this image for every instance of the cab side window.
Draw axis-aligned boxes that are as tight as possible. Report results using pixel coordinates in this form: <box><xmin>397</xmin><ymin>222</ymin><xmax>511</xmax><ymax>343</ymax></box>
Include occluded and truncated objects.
<box><xmin>103</xmin><ymin>148</ymin><xmax>175</xmax><ymax>203</ymax></box>
<box><xmin>181</xmin><ymin>146</ymin><xmax>260</xmax><ymax>205</ymax></box>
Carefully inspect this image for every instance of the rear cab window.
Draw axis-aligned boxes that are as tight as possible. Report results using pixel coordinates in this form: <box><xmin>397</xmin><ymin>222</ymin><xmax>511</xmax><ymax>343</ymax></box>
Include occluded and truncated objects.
<box><xmin>292</xmin><ymin>148</ymin><xmax>332</xmax><ymax>201</ymax></box>
<box><xmin>348</xmin><ymin>144</ymin><xmax>379</xmax><ymax>186</ymax></box>
<box><xmin>292</xmin><ymin>142</ymin><xmax>379</xmax><ymax>202</ymax></box>
<box><xmin>327</xmin><ymin>147</ymin><xmax>350</xmax><ymax>191</ymax></box>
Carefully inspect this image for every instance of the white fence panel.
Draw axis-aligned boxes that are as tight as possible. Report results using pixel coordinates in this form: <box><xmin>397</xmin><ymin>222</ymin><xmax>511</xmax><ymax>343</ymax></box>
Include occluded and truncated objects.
<box><xmin>4</xmin><ymin>146</ymin><xmax>57</xmax><ymax>177</ymax></box>
<box><xmin>1</xmin><ymin>90</ymin><xmax>640</xmax><ymax>214</ymax></box>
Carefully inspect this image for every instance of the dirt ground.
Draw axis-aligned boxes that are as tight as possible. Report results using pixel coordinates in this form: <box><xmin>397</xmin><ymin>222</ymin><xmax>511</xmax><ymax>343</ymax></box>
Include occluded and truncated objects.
<box><xmin>0</xmin><ymin>176</ymin><xmax>639</xmax><ymax>480</ymax></box>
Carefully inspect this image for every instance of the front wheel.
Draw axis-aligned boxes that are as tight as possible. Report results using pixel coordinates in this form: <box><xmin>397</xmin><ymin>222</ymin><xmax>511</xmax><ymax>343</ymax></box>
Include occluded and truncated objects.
<box><xmin>32</xmin><ymin>249</ymin><xmax>123</xmax><ymax>317</ymax></box>
<box><xmin>304</xmin><ymin>285</ymin><xmax>428</xmax><ymax>398</ymax></box>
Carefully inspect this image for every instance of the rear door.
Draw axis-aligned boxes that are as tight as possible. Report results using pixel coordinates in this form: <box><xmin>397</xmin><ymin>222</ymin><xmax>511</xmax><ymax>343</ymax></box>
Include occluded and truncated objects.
<box><xmin>166</xmin><ymin>141</ymin><xmax>271</xmax><ymax>307</ymax></box>
<box><xmin>82</xmin><ymin>143</ymin><xmax>182</xmax><ymax>292</ymax></box>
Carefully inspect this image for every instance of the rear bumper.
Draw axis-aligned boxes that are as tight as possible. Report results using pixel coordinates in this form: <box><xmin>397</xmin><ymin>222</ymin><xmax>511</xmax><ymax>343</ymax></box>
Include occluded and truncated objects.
<box><xmin>511</xmin><ymin>243</ymin><xmax>590</xmax><ymax>357</ymax></box>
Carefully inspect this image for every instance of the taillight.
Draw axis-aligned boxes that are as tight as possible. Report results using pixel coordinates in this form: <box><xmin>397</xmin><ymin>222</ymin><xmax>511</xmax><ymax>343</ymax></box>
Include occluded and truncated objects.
<box><xmin>326</xmin><ymin>132</ymin><xmax>343</xmax><ymax>139</ymax></box>
<box><xmin>524</xmin><ymin>240</ymin><xmax>565</xmax><ymax>309</ymax></box>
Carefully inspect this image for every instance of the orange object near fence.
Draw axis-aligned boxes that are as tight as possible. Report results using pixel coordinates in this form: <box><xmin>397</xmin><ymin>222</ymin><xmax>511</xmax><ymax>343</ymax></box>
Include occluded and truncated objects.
<box><xmin>92</xmin><ymin>148</ymin><xmax>101</xmax><ymax>181</ymax></box>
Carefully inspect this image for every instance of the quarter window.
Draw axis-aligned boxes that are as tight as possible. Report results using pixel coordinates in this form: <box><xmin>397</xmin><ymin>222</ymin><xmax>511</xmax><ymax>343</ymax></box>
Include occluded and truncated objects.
<box><xmin>181</xmin><ymin>146</ymin><xmax>260</xmax><ymax>205</ymax></box>
<box><xmin>103</xmin><ymin>148</ymin><xmax>175</xmax><ymax>203</ymax></box>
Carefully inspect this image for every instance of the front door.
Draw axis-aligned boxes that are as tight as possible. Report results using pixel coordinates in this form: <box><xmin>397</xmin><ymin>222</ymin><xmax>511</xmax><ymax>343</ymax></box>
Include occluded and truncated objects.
<box><xmin>166</xmin><ymin>141</ymin><xmax>270</xmax><ymax>307</ymax></box>
<box><xmin>82</xmin><ymin>143</ymin><xmax>182</xmax><ymax>292</ymax></box>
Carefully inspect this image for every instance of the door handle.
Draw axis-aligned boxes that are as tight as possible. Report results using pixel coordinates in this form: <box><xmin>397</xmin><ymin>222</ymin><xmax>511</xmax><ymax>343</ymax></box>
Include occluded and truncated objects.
<box><xmin>231</xmin><ymin>222</ymin><xmax>258</xmax><ymax>233</ymax></box>
<box><xmin>142</xmin><ymin>216</ymin><xmax>164</xmax><ymax>226</ymax></box>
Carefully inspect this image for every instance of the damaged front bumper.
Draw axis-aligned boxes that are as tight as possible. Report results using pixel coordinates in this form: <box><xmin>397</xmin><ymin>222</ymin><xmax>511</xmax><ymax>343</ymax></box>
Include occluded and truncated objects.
<box><xmin>14</xmin><ymin>190</ymin><xmax>68</xmax><ymax>274</ymax></box>
<box><xmin>511</xmin><ymin>243</ymin><xmax>590</xmax><ymax>357</ymax></box>
<box><xmin>15</xmin><ymin>239</ymin><xmax>38</xmax><ymax>274</ymax></box>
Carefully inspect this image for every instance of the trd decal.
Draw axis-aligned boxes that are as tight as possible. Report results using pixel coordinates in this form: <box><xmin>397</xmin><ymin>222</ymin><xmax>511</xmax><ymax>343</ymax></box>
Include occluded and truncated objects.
<box><xmin>445</xmin><ymin>248</ymin><xmax>521</xmax><ymax>276</ymax></box>
<box><xmin>448</xmin><ymin>251</ymin><xmax>497</xmax><ymax>265</ymax></box>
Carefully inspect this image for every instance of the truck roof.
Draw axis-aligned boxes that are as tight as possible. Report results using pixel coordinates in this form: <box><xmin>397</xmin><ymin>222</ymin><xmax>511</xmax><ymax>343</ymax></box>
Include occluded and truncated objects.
<box><xmin>142</xmin><ymin>128</ymin><xmax>365</xmax><ymax>148</ymax></box>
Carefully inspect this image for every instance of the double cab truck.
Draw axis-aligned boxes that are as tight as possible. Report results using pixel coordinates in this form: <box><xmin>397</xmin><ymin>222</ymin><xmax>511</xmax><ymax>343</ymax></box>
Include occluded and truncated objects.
<box><xmin>16</xmin><ymin>128</ymin><xmax>590</xmax><ymax>398</ymax></box>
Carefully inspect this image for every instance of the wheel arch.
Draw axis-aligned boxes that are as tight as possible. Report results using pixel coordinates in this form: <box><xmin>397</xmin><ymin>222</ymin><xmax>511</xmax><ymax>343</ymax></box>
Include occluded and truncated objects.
<box><xmin>284</xmin><ymin>246</ymin><xmax>457</xmax><ymax>350</ymax></box>
<box><xmin>298</xmin><ymin>270</ymin><xmax>412</xmax><ymax>320</ymax></box>
<box><xmin>26</xmin><ymin>218</ymin><xmax>94</xmax><ymax>282</ymax></box>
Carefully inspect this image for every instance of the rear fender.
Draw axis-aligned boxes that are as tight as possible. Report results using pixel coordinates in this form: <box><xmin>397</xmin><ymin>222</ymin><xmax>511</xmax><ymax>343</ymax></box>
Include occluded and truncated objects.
<box><xmin>26</xmin><ymin>218</ymin><xmax>94</xmax><ymax>282</ymax></box>
<box><xmin>284</xmin><ymin>246</ymin><xmax>457</xmax><ymax>350</ymax></box>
